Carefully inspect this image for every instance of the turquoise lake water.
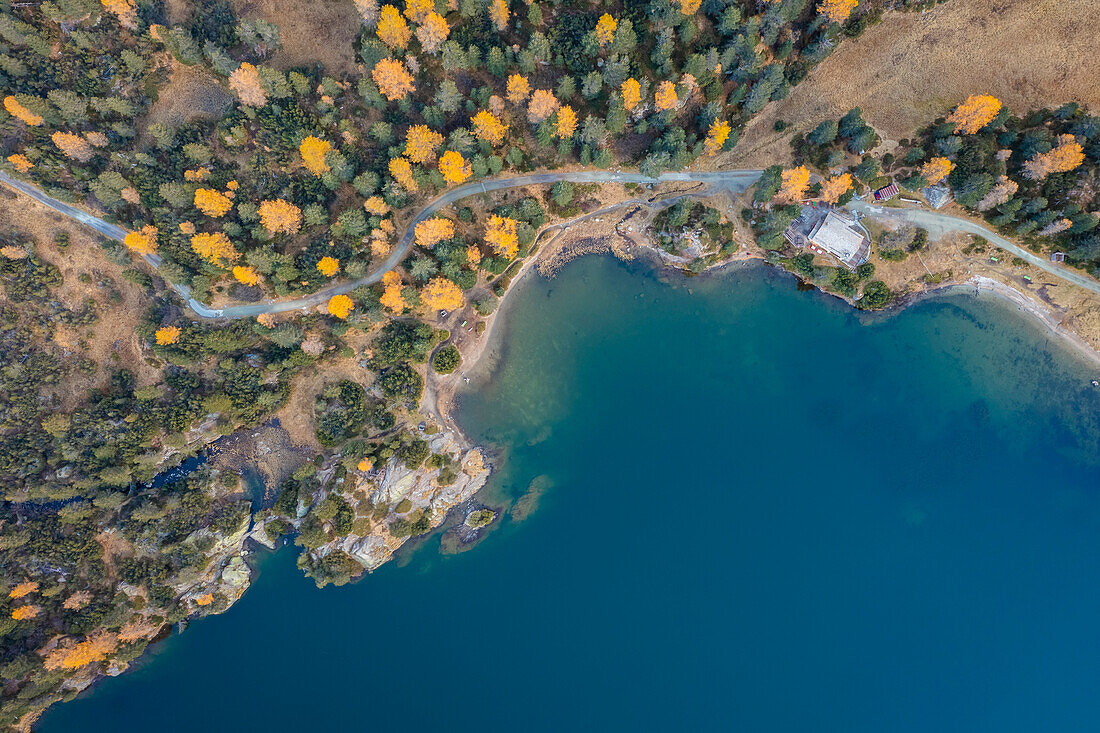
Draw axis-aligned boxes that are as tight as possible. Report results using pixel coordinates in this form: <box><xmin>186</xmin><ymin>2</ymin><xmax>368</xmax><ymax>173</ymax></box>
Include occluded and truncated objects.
<box><xmin>42</xmin><ymin>258</ymin><xmax>1100</xmax><ymax>732</ymax></box>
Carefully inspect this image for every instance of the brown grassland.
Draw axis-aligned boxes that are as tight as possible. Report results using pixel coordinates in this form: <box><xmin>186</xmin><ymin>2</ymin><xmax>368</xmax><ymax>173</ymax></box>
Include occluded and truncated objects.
<box><xmin>232</xmin><ymin>0</ymin><xmax>361</xmax><ymax>76</ymax></box>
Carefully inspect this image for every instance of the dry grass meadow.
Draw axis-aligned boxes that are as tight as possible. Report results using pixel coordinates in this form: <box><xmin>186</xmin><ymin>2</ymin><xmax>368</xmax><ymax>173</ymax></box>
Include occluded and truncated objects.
<box><xmin>232</xmin><ymin>0</ymin><xmax>361</xmax><ymax>76</ymax></box>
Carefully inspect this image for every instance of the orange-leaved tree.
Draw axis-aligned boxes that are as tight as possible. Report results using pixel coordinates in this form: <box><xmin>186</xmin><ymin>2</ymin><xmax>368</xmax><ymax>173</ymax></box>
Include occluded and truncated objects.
<box><xmin>155</xmin><ymin>326</ymin><xmax>181</xmax><ymax>345</ymax></box>
<box><xmin>194</xmin><ymin>188</ymin><xmax>233</xmax><ymax>217</ymax></box>
<box><xmin>556</xmin><ymin>106</ymin><xmax>577</xmax><ymax>138</ymax></box>
<box><xmin>1023</xmin><ymin>134</ymin><xmax>1085</xmax><ymax>180</ymax></box>
<box><xmin>416</xmin><ymin>12</ymin><xmax>450</xmax><ymax>53</ymax></box>
<box><xmin>422</xmin><ymin>277</ymin><xmax>464</xmax><ymax>310</ymax></box>
<box><xmin>124</xmin><ymin>225</ymin><xmax>158</xmax><ymax>255</ymax></box>
<box><xmin>404</xmin><ymin>124</ymin><xmax>444</xmax><ymax>163</ymax></box>
<box><xmin>377</xmin><ymin>4</ymin><xmax>411</xmax><ymax>49</ymax></box>
<box><xmin>101</xmin><ymin>0</ymin><xmax>137</xmax><ymax>28</ymax></box>
<box><xmin>817</xmin><ymin>0</ymin><xmax>857</xmax><ymax>23</ymax></box>
<box><xmin>190</xmin><ymin>232</ymin><xmax>239</xmax><ymax>267</ymax></box>
<box><xmin>528</xmin><ymin>89</ymin><xmax>559</xmax><ymax>123</ymax></box>
<box><xmin>679</xmin><ymin>0</ymin><xmax>701</xmax><ymax>14</ymax></box>
<box><xmin>300</xmin><ymin>136</ymin><xmax>333</xmax><ymax>176</ymax></box>
<box><xmin>389</xmin><ymin>156</ymin><xmax>419</xmax><ymax>191</ymax></box>
<box><xmin>654</xmin><ymin>81</ymin><xmax>678</xmax><ymax>111</ymax></box>
<box><xmin>372</xmin><ymin>58</ymin><xmax>415</xmax><ymax>101</ymax></box>
<box><xmin>233</xmin><ymin>265</ymin><xmax>260</xmax><ymax>286</ymax></box>
<box><xmin>7</xmin><ymin>153</ymin><xmax>33</xmax><ymax>173</ymax></box>
<box><xmin>471</xmin><ymin>110</ymin><xmax>507</xmax><ymax>145</ymax></box>
<box><xmin>258</xmin><ymin>199</ymin><xmax>302</xmax><ymax>234</ymax></box>
<box><xmin>317</xmin><ymin>256</ymin><xmax>340</xmax><ymax>277</ymax></box>
<box><xmin>819</xmin><ymin>173</ymin><xmax>853</xmax><ymax>204</ymax></box>
<box><xmin>327</xmin><ymin>294</ymin><xmax>354</xmax><ymax>319</ymax></box>
<box><xmin>485</xmin><ymin>214</ymin><xmax>518</xmax><ymax>259</ymax></box>
<box><xmin>51</xmin><ymin>132</ymin><xmax>93</xmax><ymax>162</ymax></box>
<box><xmin>776</xmin><ymin>166</ymin><xmax>811</xmax><ymax>203</ymax></box>
<box><xmin>11</xmin><ymin>605</ymin><xmax>39</xmax><ymax>620</ymax></box>
<box><xmin>921</xmin><ymin>157</ymin><xmax>954</xmax><ymax>185</ymax></box>
<box><xmin>595</xmin><ymin>14</ymin><xmax>617</xmax><ymax>46</ymax></box>
<box><xmin>438</xmin><ymin>150</ymin><xmax>471</xmax><ymax>184</ymax></box>
<box><xmin>704</xmin><ymin>119</ymin><xmax>731</xmax><ymax>156</ymax></box>
<box><xmin>364</xmin><ymin>195</ymin><xmax>390</xmax><ymax>215</ymax></box>
<box><xmin>466</xmin><ymin>244</ymin><xmax>482</xmax><ymax>266</ymax></box>
<box><xmin>489</xmin><ymin>0</ymin><xmax>509</xmax><ymax>31</ymax></box>
<box><xmin>403</xmin><ymin>0</ymin><xmax>432</xmax><ymax>22</ymax></box>
<box><xmin>9</xmin><ymin>581</ymin><xmax>38</xmax><ymax>599</ymax></box>
<box><xmin>415</xmin><ymin>217</ymin><xmax>455</xmax><ymax>248</ymax></box>
<box><xmin>380</xmin><ymin>271</ymin><xmax>407</xmax><ymax>313</ymax></box>
<box><xmin>229</xmin><ymin>62</ymin><xmax>268</xmax><ymax>107</ymax></box>
<box><xmin>621</xmin><ymin>78</ymin><xmax>641</xmax><ymax>111</ymax></box>
<box><xmin>43</xmin><ymin>631</ymin><xmax>118</xmax><ymax>671</ymax></box>
<box><xmin>4</xmin><ymin>96</ymin><xmax>43</xmax><ymax>126</ymax></box>
<box><xmin>947</xmin><ymin>94</ymin><xmax>1002</xmax><ymax>135</ymax></box>
<box><xmin>506</xmin><ymin>74</ymin><xmax>531</xmax><ymax>104</ymax></box>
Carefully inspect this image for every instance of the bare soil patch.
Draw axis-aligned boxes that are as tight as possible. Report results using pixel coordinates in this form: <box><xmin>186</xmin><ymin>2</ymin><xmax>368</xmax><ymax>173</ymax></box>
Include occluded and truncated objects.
<box><xmin>232</xmin><ymin>0</ymin><xmax>361</xmax><ymax>76</ymax></box>
<box><xmin>727</xmin><ymin>0</ymin><xmax>1100</xmax><ymax>168</ymax></box>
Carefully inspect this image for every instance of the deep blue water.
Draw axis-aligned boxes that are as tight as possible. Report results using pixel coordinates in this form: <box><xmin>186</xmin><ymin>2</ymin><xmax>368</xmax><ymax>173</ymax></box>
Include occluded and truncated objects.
<box><xmin>42</xmin><ymin>258</ymin><xmax>1100</xmax><ymax>732</ymax></box>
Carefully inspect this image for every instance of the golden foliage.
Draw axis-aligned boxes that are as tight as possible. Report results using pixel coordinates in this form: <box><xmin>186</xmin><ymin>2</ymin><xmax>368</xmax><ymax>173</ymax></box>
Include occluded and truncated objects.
<box><xmin>7</xmin><ymin>153</ymin><xmax>33</xmax><ymax>173</ymax></box>
<box><xmin>471</xmin><ymin>110</ymin><xmax>507</xmax><ymax>145</ymax></box>
<box><xmin>9</xmin><ymin>581</ymin><xmax>38</xmax><ymax>599</ymax></box>
<box><xmin>118</xmin><ymin>618</ymin><xmax>158</xmax><ymax>644</ymax></box>
<box><xmin>485</xmin><ymin>214</ymin><xmax>518</xmax><ymax>259</ymax></box>
<box><xmin>233</xmin><ymin>265</ymin><xmax>260</xmax><ymax>286</ymax></box>
<box><xmin>229</xmin><ymin>62</ymin><xmax>268</xmax><ymax>107</ymax></box>
<box><xmin>595</xmin><ymin>14</ymin><xmax>617</xmax><ymax>45</ymax></box>
<box><xmin>190</xmin><ymin>232</ymin><xmax>239</xmax><ymax>267</ymax></box>
<box><xmin>404</xmin><ymin>124</ymin><xmax>444</xmax><ymax>163</ymax></box>
<box><xmin>4</xmin><ymin>96</ymin><xmax>43</xmax><ymax>126</ymax></box>
<box><xmin>184</xmin><ymin>167</ymin><xmax>210</xmax><ymax>182</ymax></box>
<box><xmin>300</xmin><ymin>136</ymin><xmax>333</xmax><ymax>176</ymax></box>
<box><xmin>465</xmin><ymin>244</ymin><xmax>482</xmax><ymax>265</ymax></box>
<box><xmin>403</xmin><ymin>0</ymin><xmax>432</xmax><ymax>22</ymax></box>
<box><xmin>380</xmin><ymin>282</ymin><xmax>407</xmax><ymax>313</ymax></box>
<box><xmin>415</xmin><ymin>217</ymin><xmax>455</xmax><ymax>248</ymax></box>
<box><xmin>777</xmin><ymin>165</ymin><xmax>811</xmax><ymax>203</ymax></box>
<box><xmin>421</xmin><ymin>276</ymin><xmax>464</xmax><ymax>310</ymax></box>
<box><xmin>11</xmin><ymin>605</ymin><xmax>39</xmax><ymax>620</ymax></box>
<box><xmin>357</xmin><ymin>458</ymin><xmax>373</xmax><ymax>472</ymax></box>
<box><xmin>194</xmin><ymin>188</ymin><xmax>233</xmax><ymax>217</ymax></box>
<box><xmin>179</xmin><ymin>221</ymin><xmax>196</xmax><ymax>235</ymax></box>
<box><xmin>194</xmin><ymin>593</ymin><xmax>214</xmax><ymax>606</ymax></box>
<box><xmin>226</xmin><ymin>180</ymin><xmax>239</xmax><ymax>190</ymax></box>
<box><xmin>389</xmin><ymin>156</ymin><xmax>418</xmax><ymax>191</ymax></box>
<box><xmin>364</xmin><ymin>196</ymin><xmax>390</xmax><ymax>215</ymax></box>
<box><xmin>527</xmin><ymin>89</ymin><xmax>559</xmax><ymax>123</ymax></box>
<box><xmin>0</xmin><ymin>245</ymin><xmax>26</xmax><ymax>259</ymax></box>
<box><xmin>85</xmin><ymin>131</ymin><xmax>108</xmax><ymax>148</ymax></box>
<box><xmin>819</xmin><ymin>173</ymin><xmax>853</xmax><ymax>203</ymax></box>
<box><xmin>654</xmin><ymin>81</ymin><xmax>678</xmax><ymax>111</ymax></box>
<box><xmin>43</xmin><ymin>631</ymin><xmax>118</xmax><ymax>670</ymax></box>
<box><xmin>258</xmin><ymin>199</ymin><xmax>303</xmax><ymax>234</ymax></box>
<box><xmin>316</xmin><ymin>256</ymin><xmax>340</xmax><ymax>277</ymax></box>
<box><xmin>101</xmin><ymin>0</ymin><xmax>137</xmax><ymax>28</ymax></box>
<box><xmin>679</xmin><ymin>0</ymin><xmax>701</xmax><ymax>14</ymax></box>
<box><xmin>327</xmin><ymin>294</ymin><xmax>354</xmax><ymax>319</ymax></box>
<box><xmin>506</xmin><ymin>74</ymin><xmax>531</xmax><ymax>104</ymax></box>
<box><xmin>704</xmin><ymin>119</ymin><xmax>731</xmax><ymax>156</ymax></box>
<box><xmin>556</xmin><ymin>105</ymin><xmax>577</xmax><ymax>138</ymax></box>
<box><xmin>382</xmin><ymin>271</ymin><xmax>402</xmax><ymax>287</ymax></box>
<box><xmin>947</xmin><ymin>94</ymin><xmax>1002</xmax><ymax>135</ymax></box>
<box><xmin>488</xmin><ymin>0</ymin><xmax>509</xmax><ymax>31</ymax></box>
<box><xmin>256</xmin><ymin>313</ymin><xmax>276</xmax><ymax>328</ymax></box>
<box><xmin>1023</xmin><ymin>134</ymin><xmax>1085</xmax><ymax>180</ymax></box>
<box><xmin>377</xmin><ymin>5</ymin><xmax>412</xmax><ymax>49</ymax></box>
<box><xmin>438</xmin><ymin>150</ymin><xmax>471</xmax><ymax>184</ymax></box>
<box><xmin>124</xmin><ymin>225</ymin><xmax>158</xmax><ymax>256</ymax></box>
<box><xmin>63</xmin><ymin>591</ymin><xmax>92</xmax><ymax>610</ymax></box>
<box><xmin>416</xmin><ymin>12</ymin><xmax>450</xmax><ymax>53</ymax></box>
<box><xmin>921</xmin><ymin>157</ymin><xmax>954</xmax><ymax>185</ymax></box>
<box><xmin>621</xmin><ymin>78</ymin><xmax>641</xmax><ymax>112</ymax></box>
<box><xmin>817</xmin><ymin>0</ymin><xmax>857</xmax><ymax>23</ymax></box>
<box><xmin>372</xmin><ymin>58</ymin><xmax>415</xmax><ymax>101</ymax></box>
<box><xmin>121</xmin><ymin>186</ymin><xmax>140</xmax><ymax>204</ymax></box>
<box><xmin>155</xmin><ymin>326</ymin><xmax>181</xmax><ymax>345</ymax></box>
<box><xmin>51</xmin><ymin>131</ymin><xmax>93</xmax><ymax>162</ymax></box>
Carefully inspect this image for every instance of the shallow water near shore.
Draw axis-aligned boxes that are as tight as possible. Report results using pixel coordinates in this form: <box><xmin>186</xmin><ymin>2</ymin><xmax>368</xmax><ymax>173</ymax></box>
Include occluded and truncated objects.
<box><xmin>42</xmin><ymin>257</ymin><xmax>1100</xmax><ymax>732</ymax></box>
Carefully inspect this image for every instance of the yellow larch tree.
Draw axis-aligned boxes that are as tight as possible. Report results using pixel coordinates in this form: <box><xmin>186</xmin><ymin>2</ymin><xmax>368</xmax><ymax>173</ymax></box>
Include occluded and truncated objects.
<box><xmin>258</xmin><ymin>199</ymin><xmax>303</xmax><ymax>234</ymax></box>
<box><xmin>556</xmin><ymin>105</ymin><xmax>577</xmax><ymax>138</ymax></box>
<box><xmin>372</xmin><ymin>58</ymin><xmax>415</xmax><ymax>101</ymax></box>
<box><xmin>471</xmin><ymin>110</ymin><xmax>507</xmax><ymax>145</ymax></box>
<box><xmin>380</xmin><ymin>271</ymin><xmax>407</xmax><ymax>313</ymax></box>
<box><xmin>595</xmin><ymin>14</ymin><xmax>617</xmax><ymax>46</ymax></box>
<box><xmin>389</xmin><ymin>156</ymin><xmax>418</xmax><ymax>191</ymax></box>
<box><xmin>300</xmin><ymin>136</ymin><xmax>333</xmax><ymax>176</ymax></box>
<box><xmin>947</xmin><ymin>94</ymin><xmax>1002</xmax><ymax>135</ymax></box>
<box><xmin>817</xmin><ymin>0</ymin><xmax>857</xmax><ymax>23</ymax></box>
<box><xmin>438</xmin><ymin>150</ymin><xmax>471</xmax><ymax>184</ymax></box>
<box><xmin>190</xmin><ymin>232</ymin><xmax>240</xmax><ymax>267</ymax></box>
<box><xmin>11</xmin><ymin>605</ymin><xmax>39</xmax><ymax>620</ymax></box>
<box><xmin>488</xmin><ymin>0</ymin><xmax>509</xmax><ymax>31</ymax></box>
<box><xmin>506</xmin><ymin>74</ymin><xmax>531</xmax><ymax>104</ymax></box>
<box><xmin>229</xmin><ymin>62</ymin><xmax>268</xmax><ymax>107</ymax></box>
<box><xmin>364</xmin><ymin>195</ymin><xmax>390</xmax><ymax>215</ymax></box>
<box><xmin>679</xmin><ymin>0</ymin><xmax>701</xmax><ymax>14</ymax></box>
<box><xmin>415</xmin><ymin>217</ymin><xmax>455</xmax><ymax>247</ymax></box>
<box><xmin>654</xmin><ymin>81</ymin><xmax>678</xmax><ymax>111</ymax></box>
<box><xmin>704</xmin><ymin>119</ymin><xmax>731</xmax><ymax>156</ymax></box>
<box><xmin>155</xmin><ymin>326</ymin><xmax>181</xmax><ymax>345</ymax></box>
<box><xmin>421</xmin><ymin>277</ymin><xmax>464</xmax><ymax>310</ymax></box>
<box><xmin>1023</xmin><ymin>134</ymin><xmax>1085</xmax><ymax>180</ymax></box>
<box><xmin>819</xmin><ymin>173</ymin><xmax>853</xmax><ymax>203</ymax></box>
<box><xmin>194</xmin><ymin>593</ymin><xmax>214</xmax><ymax>606</ymax></box>
<box><xmin>63</xmin><ymin>591</ymin><xmax>92</xmax><ymax>611</ymax></box>
<box><xmin>621</xmin><ymin>78</ymin><xmax>641</xmax><ymax>112</ymax></box>
<box><xmin>183</xmin><ymin>167</ymin><xmax>210</xmax><ymax>182</ymax></box>
<box><xmin>0</xmin><ymin>245</ymin><xmax>26</xmax><ymax>259</ymax></box>
<box><xmin>377</xmin><ymin>4</ymin><xmax>412</xmax><ymax>49</ymax></box>
<box><xmin>7</xmin><ymin>153</ymin><xmax>33</xmax><ymax>173</ymax></box>
<box><xmin>465</xmin><ymin>244</ymin><xmax>482</xmax><ymax>266</ymax></box>
<box><xmin>43</xmin><ymin>631</ymin><xmax>118</xmax><ymax>671</ymax></box>
<box><xmin>416</xmin><ymin>12</ymin><xmax>450</xmax><ymax>53</ymax></box>
<box><xmin>776</xmin><ymin>165</ymin><xmax>811</xmax><ymax>203</ymax></box>
<box><xmin>317</xmin><ymin>256</ymin><xmax>340</xmax><ymax>276</ymax></box>
<box><xmin>403</xmin><ymin>0</ymin><xmax>432</xmax><ymax>23</ymax></box>
<box><xmin>124</xmin><ymin>225</ymin><xmax>158</xmax><ymax>255</ymax></box>
<box><xmin>51</xmin><ymin>132</ymin><xmax>93</xmax><ymax>162</ymax></box>
<box><xmin>528</xmin><ymin>89</ymin><xmax>559</xmax><ymax>123</ymax></box>
<box><xmin>9</xmin><ymin>581</ymin><xmax>38</xmax><ymax>599</ymax></box>
<box><xmin>4</xmin><ymin>96</ymin><xmax>43</xmax><ymax>126</ymax></box>
<box><xmin>101</xmin><ymin>0</ymin><xmax>137</xmax><ymax>28</ymax></box>
<box><xmin>327</xmin><ymin>294</ymin><xmax>355</xmax><ymax>319</ymax></box>
<box><xmin>233</xmin><ymin>265</ymin><xmax>260</xmax><ymax>286</ymax></box>
<box><xmin>194</xmin><ymin>188</ymin><xmax>233</xmax><ymax>217</ymax></box>
<box><xmin>921</xmin><ymin>157</ymin><xmax>954</xmax><ymax>185</ymax></box>
<box><xmin>485</xmin><ymin>214</ymin><xmax>518</xmax><ymax>259</ymax></box>
<box><xmin>404</xmin><ymin>124</ymin><xmax>444</xmax><ymax>163</ymax></box>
